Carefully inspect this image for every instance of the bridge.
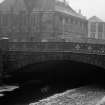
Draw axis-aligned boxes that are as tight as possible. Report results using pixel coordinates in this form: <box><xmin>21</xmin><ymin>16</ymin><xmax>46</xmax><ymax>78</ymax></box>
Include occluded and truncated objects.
<box><xmin>1</xmin><ymin>40</ymin><xmax>105</xmax><ymax>83</ymax></box>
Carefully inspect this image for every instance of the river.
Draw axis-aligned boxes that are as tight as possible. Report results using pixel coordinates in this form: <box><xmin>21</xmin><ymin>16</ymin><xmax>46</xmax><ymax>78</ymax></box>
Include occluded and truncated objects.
<box><xmin>0</xmin><ymin>82</ymin><xmax>105</xmax><ymax>105</ymax></box>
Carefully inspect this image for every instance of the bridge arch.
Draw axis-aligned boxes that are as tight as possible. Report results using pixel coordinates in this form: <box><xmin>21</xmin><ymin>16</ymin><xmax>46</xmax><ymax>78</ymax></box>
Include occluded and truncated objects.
<box><xmin>5</xmin><ymin>51</ymin><xmax>105</xmax><ymax>86</ymax></box>
<box><xmin>7</xmin><ymin>51</ymin><xmax>105</xmax><ymax>71</ymax></box>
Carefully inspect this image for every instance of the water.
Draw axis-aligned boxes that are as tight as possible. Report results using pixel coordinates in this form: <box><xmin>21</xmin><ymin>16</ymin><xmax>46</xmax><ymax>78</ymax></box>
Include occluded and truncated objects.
<box><xmin>0</xmin><ymin>82</ymin><xmax>105</xmax><ymax>105</ymax></box>
<box><xmin>1</xmin><ymin>61</ymin><xmax>105</xmax><ymax>105</ymax></box>
<box><xmin>0</xmin><ymin>85</ymin><xmax>18</xmax><ymax>93</ymax></box>
<box><xmin>0</xmin><ymin>85</ymin><xmax>19</xmax><ymax>98</ymax></box>
<box><xmin>0</xmin><ymin>82</ymin><xmax>51</xmax><ymax>105</ymax></box>
<box><xmin>29</xmin><ymin>86</ymin><xmax>105</xmax><ymax>105</ymax></box>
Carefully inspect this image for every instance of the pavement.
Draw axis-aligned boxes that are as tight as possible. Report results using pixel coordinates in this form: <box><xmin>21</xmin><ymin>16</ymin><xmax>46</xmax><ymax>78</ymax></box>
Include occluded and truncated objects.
<box><xmin>29</xmin><ymin>86</ymin><xmax>105</xmax><ymax>105</ymax></box>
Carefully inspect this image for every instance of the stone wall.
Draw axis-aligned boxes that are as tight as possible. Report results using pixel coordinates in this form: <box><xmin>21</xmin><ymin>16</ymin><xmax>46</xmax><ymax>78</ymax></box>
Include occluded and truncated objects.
<box><xmin>0</xmin><ymin>39</ymin><xmax>8</xmax><ymax>84</ymax></box>
<box><xmin>6</xmin><ymin>51</ymin><xmax>105</xmax><ymax>73</ymax></box>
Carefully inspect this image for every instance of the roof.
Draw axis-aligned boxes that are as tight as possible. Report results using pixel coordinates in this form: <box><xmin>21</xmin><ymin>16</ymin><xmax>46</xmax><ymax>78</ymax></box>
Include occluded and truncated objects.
<box><xmin>0</xmin><ymin>0</ymin><xmax>27</xmax><ymax>13</ymax></box>
<box><xmin>0</xmin><ymin>0</ymin><xmax>55</xmax><ymax>13</ymax></box>
<box><xmin>0</xmin><ymin>0</ymin><xmax>86</xmax><ymax>20</ymax></box>
<box><xmin>0</xmin><ymin>0</ymin><xmax>15</xmax><ymax>12</ymax></box>
<box><xmin>55</xmin><ymin>0</ymin><xmax>86</xmax><ymax>19</ymax></box>
<box><xmin>88</xmin><ymin>16</ymin><xmax>104</xmax><ymax>22</ymax></box>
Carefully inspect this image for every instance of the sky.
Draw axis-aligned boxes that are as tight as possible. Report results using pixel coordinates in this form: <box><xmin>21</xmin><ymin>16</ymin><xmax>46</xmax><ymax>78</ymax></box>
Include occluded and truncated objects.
<box><xmin>0</xmin><ymin>0</ymin><xmax>4</xmax><ymax>3</ymax></box>
<box><xmin>0</xmin><ymin>0</ymin><xmax>105</xmax><ymax>21</ymax></box>
<box><xmin>68</xmin><ymin>0</ymin><xmax>105</xmax><ymax>21</ymax></box>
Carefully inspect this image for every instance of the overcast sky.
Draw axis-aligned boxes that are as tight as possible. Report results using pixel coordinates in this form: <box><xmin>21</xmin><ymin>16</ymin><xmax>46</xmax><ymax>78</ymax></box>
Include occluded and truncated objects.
<box><xmin>68</xmin><ymin>0</ymin><xmax>105</xmax><ymax>21</ymax></box>
<box><xmin>0</xmin><ymin>0</ymin><xmax>3</xmax><ymax>3</ymax></box>
<box><xmin>0</xmin><ymin>0</ymin><xmax>105</xmax><ymax>21</ymax></box>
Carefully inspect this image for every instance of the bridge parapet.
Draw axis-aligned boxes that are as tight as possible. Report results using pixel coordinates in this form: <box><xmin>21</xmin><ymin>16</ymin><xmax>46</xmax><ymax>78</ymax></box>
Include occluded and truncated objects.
<box><xmin>5</xmin><ymin>42</ymin><xmax>105</xmax><ymax>73</ymax></box>
<box><xmin>8</xmin><ymin>42</ymin><xmax>105</xmax><ymax>55</ymax></box>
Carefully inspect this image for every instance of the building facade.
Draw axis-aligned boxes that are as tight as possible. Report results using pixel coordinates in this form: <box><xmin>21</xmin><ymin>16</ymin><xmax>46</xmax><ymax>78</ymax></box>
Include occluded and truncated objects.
<box><xmin>88</xmin><ymin>16</ymin><xmax>105</xmax><ymax>40</ymax></box>
<box><xmin>0</xmin><ymin>0</ymin><xmax>88</xmax><ymax>42</ymax></box>
<box><xmin>53</xmin><ymin>0</ymin><xmax>88</xmax><ymax>42</ymax></box>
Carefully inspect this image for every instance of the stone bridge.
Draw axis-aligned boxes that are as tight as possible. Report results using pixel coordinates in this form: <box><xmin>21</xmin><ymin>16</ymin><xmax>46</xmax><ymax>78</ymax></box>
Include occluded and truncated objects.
<box><xmin>4</xmin><ymin>42</ymin><xmax>105</xmax><ymax>74</ymax></box>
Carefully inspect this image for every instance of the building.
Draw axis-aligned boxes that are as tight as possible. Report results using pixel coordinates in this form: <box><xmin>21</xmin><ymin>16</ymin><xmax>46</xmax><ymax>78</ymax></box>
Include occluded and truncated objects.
<box><xmin>0</xmin><ymin>0</ymin><xmax>88</xmax><ymax>42</ymax></box>
<box><xmin>54</xmin><ymin>0</ymin><xmax>88</xmax><ymax>42</ymax></box>
<box><xmin>88</xmin><ymin>16</ymin><xmax>105</xmax><ymax>40</ymax></box>
<box><xmin>26</xmin><ymin>0</ymin><xmax>88</xmax><ymax>42</ymax></box>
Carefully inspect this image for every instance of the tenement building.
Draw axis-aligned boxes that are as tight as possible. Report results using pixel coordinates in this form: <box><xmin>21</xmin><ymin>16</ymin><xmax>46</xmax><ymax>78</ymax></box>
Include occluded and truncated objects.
<box><xmin>88</xmin><ymin>16</ymin><xmax>105</xmax><ymax>40</ymax></box>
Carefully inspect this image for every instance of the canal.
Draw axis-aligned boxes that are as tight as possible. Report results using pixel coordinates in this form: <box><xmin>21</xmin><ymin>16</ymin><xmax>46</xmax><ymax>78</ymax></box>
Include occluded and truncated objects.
<box><xmin>0</xmin><ymin>61</ymin><xmax>105</xmax><ymax>105</ymax></box>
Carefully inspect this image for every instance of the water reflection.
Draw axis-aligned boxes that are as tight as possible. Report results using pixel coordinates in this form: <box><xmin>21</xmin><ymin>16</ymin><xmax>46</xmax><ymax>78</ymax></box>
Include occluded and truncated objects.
<box><xmin>0</xmin><ymin>94</ymin><xmax>4</xmax><ymax>97</ymax></box>
<box><xmin>29</xmin><ymin>86</ymin><xmax>105</xmax><ymax>105</ymax></box>
<box><xmin>0</xmin><ymin>85</ymin><xmax>19</xmax><ymax>97</ymax></box>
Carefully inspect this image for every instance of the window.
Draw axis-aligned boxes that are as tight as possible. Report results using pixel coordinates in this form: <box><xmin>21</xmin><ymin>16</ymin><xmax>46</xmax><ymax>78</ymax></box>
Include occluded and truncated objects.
<box><xmin>77</xmin><ymin>21</ymin><xmax>80</xmax><ymax>25</ymax></box>
<box><xmin>71</xmin><ymin>18</ymin><xmax>73</xmax><ymax>24</ymax></box>
<box><xmin>90</xmin><ymin>33</ymin><xmax>96</xmax><ymax>38</ymax></box>
<box><xmin>69</xmin><ymin>18</ymin><xmax>71</xmax><ymax>23</ymax></box>
<box><xmin>75</xmin><ymin>20</ymin><xmax>77</xmax><ymax>24</ymax></box>
<box><xmin>66</xmin><ymin>17</ymin><xmax>69</xmax><ymax>23</ymax></box>
<box><xmin>98</xmin><ymin>23</ymin><xmax>103</xmax><ymax>32</ymax></box>
<box><xmin>72</xmin><ymin>19</ymin><xmax>75</xmax><ymax>24</ymax></box>
<box><xmin>91</xmin><ymin>23</ymin><xmax>96</xmax><ymax>32</ymax></box>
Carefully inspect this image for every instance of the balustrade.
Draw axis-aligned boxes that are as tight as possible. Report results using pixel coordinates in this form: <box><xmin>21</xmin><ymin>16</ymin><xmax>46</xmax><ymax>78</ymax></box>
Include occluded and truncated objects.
<box><xmin>8</xmin><ymin>42</ymin><xmax>105</xmax><ymax>55</ymax></box>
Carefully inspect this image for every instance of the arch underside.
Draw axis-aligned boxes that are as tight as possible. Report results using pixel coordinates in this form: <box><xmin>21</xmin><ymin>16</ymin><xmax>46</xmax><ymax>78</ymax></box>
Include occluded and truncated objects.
<box><xmin>7</xmin><ymin>51</ymin><xmax>105</xmax><ymax>72</ymax></box>
<box><xmin>4</xmin><ymin>51</ymin><xmax>105</xmax><ymax>86</ymax></box>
